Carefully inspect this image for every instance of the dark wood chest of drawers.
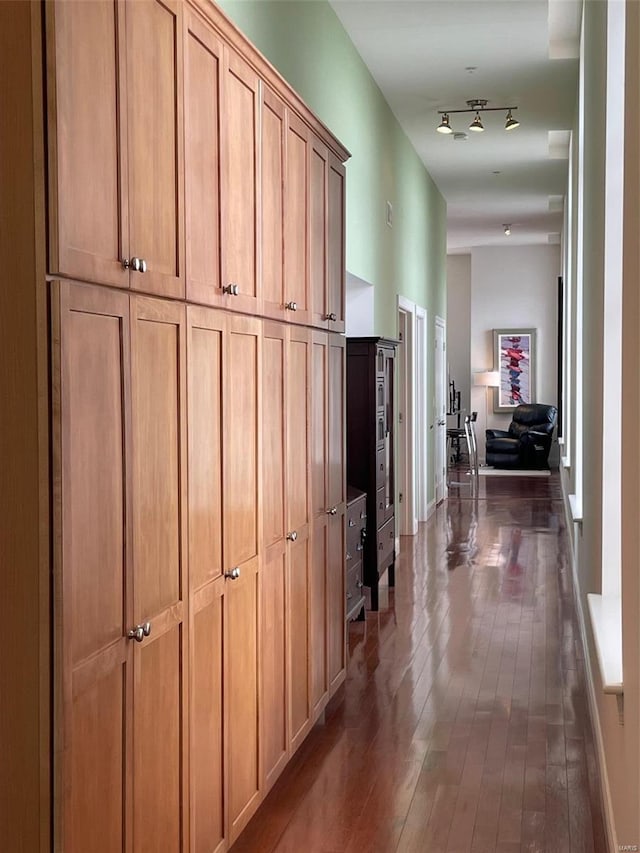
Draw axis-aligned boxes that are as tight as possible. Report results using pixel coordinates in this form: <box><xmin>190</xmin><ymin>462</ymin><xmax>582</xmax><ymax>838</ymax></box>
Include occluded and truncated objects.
<box><xmin>346</xmin><ymin>486</ymin><xmax>367</xmax><ymax>621</ymax></box>
<box><xmin>346</xmin><ymin>337</ymin><xmax>399</xmax><ymax>610</ymax></box>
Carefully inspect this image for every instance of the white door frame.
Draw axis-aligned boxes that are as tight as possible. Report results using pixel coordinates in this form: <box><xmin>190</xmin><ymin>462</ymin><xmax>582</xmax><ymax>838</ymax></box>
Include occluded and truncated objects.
<box><xmin>415</xmin><ymin>306</ymin><xmax>429</xmax><ymax>522</ymax></box>
<box><xmin>397</xmin><ymin>296</ymin><xmax>418</xmax><ymax>536</ymax></box>
<box><xmin>434</xmin><ymin>316</ymin><xmax>447</xmax><ymax>504</ymax></box>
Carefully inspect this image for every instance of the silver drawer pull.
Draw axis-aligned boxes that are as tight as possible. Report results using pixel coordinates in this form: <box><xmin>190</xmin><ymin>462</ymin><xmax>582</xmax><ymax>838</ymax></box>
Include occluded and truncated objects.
<box><xmin>346</xmin><ymin>552</ymin><xmax>352</xmax><ymax>561</ymax></box>
<box><xmin>356</xmin><ymin>544</ymin><xmax>364</xmax><ymax>552</ymax></box>
<box><xmin>224</xmin><ymin>567</ymin><xmax>241</xmax><ymax>580</ymax></box>
<box><xmin>346</xmin><ymin>591</ymin><xmax>353</xmax><ymax>600</ymax></box>
<box><xmin>348</xmin><ymin>519</ymin><xmax>356</xmax><ymax>527</ymax></box>
<box><xmin>127</xmin><ymin>621</ymin><xmax>151</xmax><ymax>642</ymax></box>
<box><xmin>286</xmin><ymin>531</ymin><xmax>298</xmax><ymax>542</ymax></box>
<box><xmin>356</xmin><ymin>580</ymin><xmax>363</xmax><ymax>589</ymax></box>
<box><xmin>326</xmin><ymin>506</ymin><xmax>337</xmax><ymax>516</ymax></box>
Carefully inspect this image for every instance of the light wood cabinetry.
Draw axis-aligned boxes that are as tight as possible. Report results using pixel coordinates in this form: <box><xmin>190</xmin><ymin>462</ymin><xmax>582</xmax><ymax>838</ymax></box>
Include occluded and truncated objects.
<box><xmin>261</xmin><ymin>323</ymin><xmax>313</xmax><ymax>790</ymax></box>
<box><xmin>15</xmin><ymin>2</ymin><xmax>350</xmax><ymax>851</ymax></box>
<box><xmin>47</xmin><ymin>0</ymin><xmax>185</xmax><ymax>298</ymax></box>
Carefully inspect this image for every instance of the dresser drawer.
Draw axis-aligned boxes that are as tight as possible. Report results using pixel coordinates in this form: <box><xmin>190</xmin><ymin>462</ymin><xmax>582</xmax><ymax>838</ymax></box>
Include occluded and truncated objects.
<box><xmin>346</xmin><ymin>561</ymin><xmax>364</xmax><ymax>605</ymax></box>
<box><xmin>377</xmin><ymin>517</ymin><xmax>395</xmax><ymax>567</ymax></box>
<box><xmin>376</xmin><ymin>446</ymin><xmax>386</xmax><ymax>489</ymax></box>
<box><xmin>376</xmin><ymin>486</ymin><xmax>386</xmax><ymax>526</ymax></box>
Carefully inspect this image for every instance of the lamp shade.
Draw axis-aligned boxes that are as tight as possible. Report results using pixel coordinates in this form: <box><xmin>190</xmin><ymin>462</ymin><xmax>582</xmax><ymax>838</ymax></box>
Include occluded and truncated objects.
<box><xmin>474</xmin><ymin>370</ymin><xmax>500</xmax><ymax>387</ymax></box>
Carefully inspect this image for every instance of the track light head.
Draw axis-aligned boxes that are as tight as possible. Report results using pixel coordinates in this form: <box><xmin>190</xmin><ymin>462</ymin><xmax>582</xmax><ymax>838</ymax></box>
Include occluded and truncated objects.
<box><xmin>469</xmin><ymin>112</ymin><xmax>484</xmax><ymax>132</ymax></box>
<box><xmin>436</xmin><ymin>113</ymin><xmax>453</xmax><ymax>134</ymax></box>
<box><xmin>505</xmin><ymin>109</ymin><xmax>520</xmax><ymax>131</ymax></box>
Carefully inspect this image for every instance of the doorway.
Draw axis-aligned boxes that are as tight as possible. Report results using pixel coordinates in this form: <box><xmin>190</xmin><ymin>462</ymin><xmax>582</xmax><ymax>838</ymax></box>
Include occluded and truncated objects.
<box><xmin>415</xmin><ymin>307</ymin><xmax>429</xmax><ymax>521</ymax></box>
<box><xmin>397</xmin><ymin>300</ymin><xmax>417</xmax><ymax>536</ymax></box>
<box><xmin>434</xmin><ymin>317</ymin><xmax>447</xmax><ymax>504</ymax></box>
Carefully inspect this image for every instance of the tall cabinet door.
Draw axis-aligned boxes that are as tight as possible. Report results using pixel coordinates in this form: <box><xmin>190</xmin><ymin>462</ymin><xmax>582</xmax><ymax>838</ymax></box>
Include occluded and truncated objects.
<box><xmin>53</xmin><ymin>282</ymin><xmax>132</xmax><ymax>853</ymax></box>
<box><xmin>187</xmin><ymin>306</ymin><xmax>226</xmax><ymax>853</ymax></box>
<box><xmin>224</xmin><ymin>315</ymin><xmax>262</xmax><ymax>842</ymax></box>
<box><xmin>328</xmin><ymin>334</ymin><xmax>346</xmax><ymax>693</ymax></box>
<box><xmin>310</xmin><ymin>331</ymin><xmax>329</xmax><ymax>717</ymax></box>
<box><xmin>221</xmin><ymin>49</ymin><xmax>260</xmax><ymax>316</ymax></box>
<box><xmin>261</xmin><ymin>89</ymin><xmax>287</xmax><ymax>321</ymax></box>
<box><xmin>183</xmin><ymin>8</ymin><xmax>223</xmax><ymax>307</ymax></box>
<box><xmin>126</xmin><ymin>0</ymin><xmax>185</xmax><ymax>299</ymax></box>
<box><xmin>130</xmin><ymin>297</ymin><xmax>188</xmax><ymax>853</ymax></box>
<box><xmin>47</xmin><ymin>1</ymin><xmax>129</xmax><ymax>288</ymax></box>
<box><xmin>284</xmin><ymin>112</ymin><xmax>310</xmax><ymax>325</ymax></box>
<box><xmin>260</xmin><ymin>322</ymin><xmax>288</xmax><ymax>790</ymax></box>
<box><xmin>287</xmin><ymin>327</ymin><xmax>312</xmax><ymax>750</ymax></box>
<box><xmin>309</xmin><ymin>138</ymin><xmax>329</xmax><ymax>329</ymax></box>
<box><xmin>327</xmin><ymin>154</ymin><xmax>346</xmax><ymax>334</ymax></box>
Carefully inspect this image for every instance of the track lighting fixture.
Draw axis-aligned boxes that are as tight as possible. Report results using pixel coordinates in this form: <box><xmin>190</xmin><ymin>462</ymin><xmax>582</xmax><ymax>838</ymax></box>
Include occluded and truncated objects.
<box><xmin>436</xmin><ymin>99</ymin><xmax>520</xmax><ymax>135</ymax></box>
<box><xmin>503</xmin><ymin>224</ymin><xmax>512</xmax><ymax>236</ymax></box>
<box><xmin>436</xmin><ymin>113</ymin><xmax>453</xmax><ymax>134</ymax></box>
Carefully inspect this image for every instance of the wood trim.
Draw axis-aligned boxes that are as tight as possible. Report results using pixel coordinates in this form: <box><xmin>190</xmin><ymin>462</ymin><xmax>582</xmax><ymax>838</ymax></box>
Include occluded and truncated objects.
<box><xmin>187</xmin><ymin>0</ymin><xmax>350</xmax><ymax>164</ymax></box>
<box><xmin>0</xmin><ymin>3</ymin><xmax>50</xmax><ymax>849</ymax></box>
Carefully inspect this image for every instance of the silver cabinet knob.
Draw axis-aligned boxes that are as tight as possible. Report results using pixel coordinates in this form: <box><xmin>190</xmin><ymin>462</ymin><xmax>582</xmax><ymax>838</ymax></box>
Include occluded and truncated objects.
<box><xmin>346</xmin><ymin>552</ymin><xmax>352</xmax><ymax>561</ymax></box>
<box><xmin>324</xmin><ymin>312</ymin><xmax>337</xmax><ymax>322</ymax></box>
<box><xmin>356</xmin><ymin>580</ymin><xmax>364</xmax><ymax>589</ymax></box>
<box><xmin>286</xmin><ymin>531</ymin><xmax>298</xmax><ymax>542</ymax></box>
<box><xmin>285</xmin><ymin>301</ymin><xmax>298</xmax><ymax>311</ymax></box>
<box><xmin>131</xmin><ymin>257</ymin><xmax>146</xmax><ymax>273</ymax></box>
<box><xmin>127</xmin><ymin>621</ymin><xmax>151</xmax><ymax>642</ymax></box>
<box><xmin>223</xmin><ymin>283</ymin><xmax>239</xmax><ymax>296</ymax></box>
<box><xmin>224</xmin><ymin>567</ymin><xmax>240</xmax><ymax>580</ymax></box>
<box><xmin>346</xmin><ymin>591</ymin><xmax>353</xmax><ymax>600</ymax></box>
<box><xmin>326</xmin><ymin>506</ymin><xmax>337</xmax><ymax>516</ymax></box>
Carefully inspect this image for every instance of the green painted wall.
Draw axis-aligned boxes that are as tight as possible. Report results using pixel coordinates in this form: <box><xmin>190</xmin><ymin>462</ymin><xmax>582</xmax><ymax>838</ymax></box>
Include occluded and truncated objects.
<box><xmin>218</xmin><ymin>0</ymin><xmax>447</xmax><ymax>335</ymax></box>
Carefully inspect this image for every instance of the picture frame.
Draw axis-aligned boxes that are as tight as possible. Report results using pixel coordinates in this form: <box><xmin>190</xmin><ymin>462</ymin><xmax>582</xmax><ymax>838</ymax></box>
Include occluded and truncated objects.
<box><xmin>493</xmin><ymin>328</ymin><xmax>536</xmax><ymax>413</ymax></box>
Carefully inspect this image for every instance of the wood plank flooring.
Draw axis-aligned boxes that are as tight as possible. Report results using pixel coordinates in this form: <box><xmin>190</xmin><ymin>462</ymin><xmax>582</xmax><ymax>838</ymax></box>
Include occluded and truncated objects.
<box><xmin>233</xmin><ymin>473</ymin><xmax>607</xmax><ymax>852</ymax></box>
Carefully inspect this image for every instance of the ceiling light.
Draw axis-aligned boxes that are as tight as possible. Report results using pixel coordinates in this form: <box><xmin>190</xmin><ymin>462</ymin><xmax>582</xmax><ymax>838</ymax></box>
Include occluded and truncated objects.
<box><xmin>505</xmin><ymin>109</ymin><xmax>520</xmax><ymax>131</ymax></box>
<box><xmin>435</xmin><ymin>99</ymin><xmax>519</xmax><ymax>135</ymax></box>
<box><xmin>503</xmin><ymin>224</ymin><xmax>512</xmax><ymax>236</ymax></box>
<box><xmin>436</xmin><ymin>113</ymin><xmax>453</xmax><ymax>134</ymax></box>
<box><xmin>469</xmin><ymin>112</ymin><xmax>484</xmax><ymax>132</ymax></box>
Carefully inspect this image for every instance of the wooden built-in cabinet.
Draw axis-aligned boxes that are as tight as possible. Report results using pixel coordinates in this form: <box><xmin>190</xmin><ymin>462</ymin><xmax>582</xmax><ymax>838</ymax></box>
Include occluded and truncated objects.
<box><xmin>47</xmin><ymin>0</ymin><xmax>185</xmax><ymax>298</ymax></box>
<box><xmin>17</xmin><ymin>1</ymin><xmax>351</xmax><ymax>851</ymax></box>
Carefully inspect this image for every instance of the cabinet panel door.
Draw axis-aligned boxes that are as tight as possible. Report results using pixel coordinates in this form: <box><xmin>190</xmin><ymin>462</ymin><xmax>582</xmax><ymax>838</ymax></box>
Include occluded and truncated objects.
<box><xmin>53</xmin><ymin>281</ymin><xmax>132</xmax><ymax>853</ymax></box>
<box><xmin>130</xmin><ymin>297</ymin><xmax>187</xmax><ymax>852</ymax></box>
<box><xmin>226</xmin><ymin>557</ymin><xmax>261</xmax><ymax>842</ymax></box>
<box><xmin>311</xmin><ymin>332</ymin><xmax>328</xmax><ymax>520</ymax></box>
<box><xmin>262</xmin><ymin>89</ymin><xmax>286</xmax><ymax>320</ymax></box>
<box><xmin>187</xmin><ymin>307</ymin><xmax>224</xmax><ymax>592</ymax></box>
<box><xmin>328</xmin><ymin>335</ymin><xmax>346</xmax><ymax>511</ymax></box>
<box><xmin>126</xmin><ymin>0</ymin><xmax>184</xmax><ymax>298</ymax></box>
<box><xmin>327</xmin><ymin>509</ymin><xmax>346</xmax><ymax>694</ymax></box>
<box><xmin>191</xmin><ymin>585</ymin><xmax>225</xmax><ymax>853</ymax></box>
<box><xmin>261</xmin><ymin>322</ymin><xmax>288</xmax><ymax>788</ymax></box>
<box><xmin>284</xmin><ymin>112</ymin><xmax>310</xmax><ymax>324</ymax></box>
<box><xmin>184</xmin><ymin>8</ymin><xmax>222</xmax><ymax>306</ymax></box>
<box><xmin>47</xmin><ymin>1</ymin><xmax>129</xmax><ymax>288</ymax></box>
<box><xmin>221</xmin><ymin>49</ymin><xmax>260</xmax><ymax>316</ymax></box>
<box><xmin>288</xmin><ymin>534</ymin><xmax>311</xmax><ymax>750</ymax></box>
<box><xmin>310</xmin><ymin>138</ymin><xmax>328</xmax><ymax>328</ymax></box>
<box><xmin>327</xmin><ymin>155</ymin><xmax>346</xmax><ymax>333</ymax></box>
<box><xmin>310</xmin><ymin>518</ymin><xmax>328</xmax><ymax>716</ymax></box>
<box><xmin>187</xmin><ymin>306</ymin><xmax>226</xmax><ymax>853</ymax></box>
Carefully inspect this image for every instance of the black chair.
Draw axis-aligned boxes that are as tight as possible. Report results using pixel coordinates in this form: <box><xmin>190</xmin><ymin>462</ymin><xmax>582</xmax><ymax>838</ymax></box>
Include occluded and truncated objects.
<box><xmin>485</xmin><ymin>403</ymin><xmax>557</xmax><ymax>469</ymax></box>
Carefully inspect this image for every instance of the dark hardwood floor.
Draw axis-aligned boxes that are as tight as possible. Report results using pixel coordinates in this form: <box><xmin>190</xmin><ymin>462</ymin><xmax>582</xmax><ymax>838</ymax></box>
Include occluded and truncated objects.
<box><xmin>233</xmin><ymin>472</ymin><xmax>607</xmax><ymax>852</ymax></box>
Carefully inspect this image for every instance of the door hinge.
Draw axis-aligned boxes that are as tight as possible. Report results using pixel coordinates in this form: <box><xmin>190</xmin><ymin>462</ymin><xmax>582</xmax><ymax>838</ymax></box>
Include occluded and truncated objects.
<box><xmin>399</xmin><ymin>493</ymin><xmax>403</xmax><ymax>503</ymax></box>
<box><xmin>399</xmin><ymin>331</ymin><xmax>403</xmax><ymax>341</ymax></box>
<box><xmin>399</xmin><ymin>412</ymin><xmax>403</xmax><ymax>423</ymax></box>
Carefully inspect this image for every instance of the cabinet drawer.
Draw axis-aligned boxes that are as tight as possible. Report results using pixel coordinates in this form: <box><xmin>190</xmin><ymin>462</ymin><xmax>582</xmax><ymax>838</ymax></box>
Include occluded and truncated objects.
<box><xmin>376</xmin><ymin>446</ymin><xmax>386</xmax><ymax>489</ymax></box>
<box><xmin>377</xmin><ymin>517</ymin><xmax>395</xmax><ymax>567</ymax></box>
<box><xmin>347</xmin><ymin>496</ymin><xmax>366</xmax><ymax>529</ymax></box>
<box><xmin>347</xmin><ymin>524</ymin><xmax>364</xmax><ymax>562</ymax></box>
<box><xmin>376</xmin><ymin>486</ymin><xmax>386</xmax><ymax>527</ymax></box>
<box><xmin>346</xmin><ymin>561</ymin><xmax>364</xmax><ymax>616</ymax></box>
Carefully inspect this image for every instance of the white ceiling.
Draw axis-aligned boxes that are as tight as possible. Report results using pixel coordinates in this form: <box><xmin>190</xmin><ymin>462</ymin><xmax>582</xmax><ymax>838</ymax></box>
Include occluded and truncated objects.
<box><xmin>329</xmin><ymin>0</ymin><xmax>580</xmax><ymax>253</ymax></box>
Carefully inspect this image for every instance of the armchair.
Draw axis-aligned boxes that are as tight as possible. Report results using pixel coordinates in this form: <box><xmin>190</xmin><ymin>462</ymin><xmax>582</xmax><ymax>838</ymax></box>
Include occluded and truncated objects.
<box><xmin>485</xmin><ymin>403</ymin><xmax>557</xmax><ymax>469</ymax></box>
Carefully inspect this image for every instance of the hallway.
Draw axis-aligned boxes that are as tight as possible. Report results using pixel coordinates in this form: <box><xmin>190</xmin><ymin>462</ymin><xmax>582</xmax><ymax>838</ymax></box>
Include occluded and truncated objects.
<box><xmin>234</xmin><ymin>474</ymin><xmax>607</xmax><ymax>852</ymax></box>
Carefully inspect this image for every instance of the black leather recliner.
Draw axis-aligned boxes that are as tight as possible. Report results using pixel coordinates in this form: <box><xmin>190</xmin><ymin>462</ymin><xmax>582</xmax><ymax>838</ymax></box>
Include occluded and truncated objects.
<box><xmin>485</xmin><ymin>403</ymin><xmax>557</xmax><ymax>469</ymax></box>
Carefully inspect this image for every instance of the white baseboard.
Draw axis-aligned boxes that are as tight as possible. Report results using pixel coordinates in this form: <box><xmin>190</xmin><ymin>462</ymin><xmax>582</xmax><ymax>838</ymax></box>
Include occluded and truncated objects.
<box><xmin>426</xmin><ymin>498</ymin><xmax>437</xmax><ymax>519</ymax></box>
<box><xmin>561</xmin><ymin>490</ymin><xmax>618</xmax><ymax>853</ymax></box>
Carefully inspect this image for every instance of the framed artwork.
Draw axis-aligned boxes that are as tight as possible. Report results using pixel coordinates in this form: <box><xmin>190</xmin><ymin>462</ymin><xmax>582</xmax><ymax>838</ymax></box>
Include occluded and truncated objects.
<box><xmin>493</xmin><ymin>328</ymin><xmax>536</xmax><ymax>413</ymax></box>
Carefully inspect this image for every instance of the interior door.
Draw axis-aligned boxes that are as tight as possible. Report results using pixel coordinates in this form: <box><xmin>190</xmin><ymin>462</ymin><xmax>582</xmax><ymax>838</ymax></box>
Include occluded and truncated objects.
<box><xmin>126</xmin><ymin>0</ymin><xmax>184</xmax><ymax>299</ymax></box>
<box><xmin>224</xmin><ymin>315</ymin><xmax>262</xmax><ymax>842</ymax></box>
<box><xmin>47</xmin><ymin>0</ymin><xmax>129</xmax><ymax>288</ymax></box>
<box><xmin>434</xmin><ymin>319</ymin><xmax>447</xmax><ymax>504</ymax></box>
<box><xmin>186</xmin><ymin>306</ymin><xmax>226</xmax><ymax>853</ymax></box>
<box><xmin>53</xmin><ymin>281</ymin><xmax>132</xmax><ymax>853</ymax></box>
<box><xmin>130</xmin><ymin>296</ymin><xmax>188</xmax><ymax>853</ymax></box>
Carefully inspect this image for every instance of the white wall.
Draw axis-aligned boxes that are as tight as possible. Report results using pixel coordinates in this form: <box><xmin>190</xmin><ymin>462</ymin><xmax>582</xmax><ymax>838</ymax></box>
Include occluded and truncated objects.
<box><xmin>345</xmin><ymin>271</ymin><xmax>375</xmax><ymax>336</ymax></box>
<box><xmin>470</xmin><ymin>244</ymin><xmax>560</xmax><ymax>459</ymax></box>
<box><xmin>446</xmin><ymin>254</ymin><xmax>471</xmax><ymax>416</ymax></box>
